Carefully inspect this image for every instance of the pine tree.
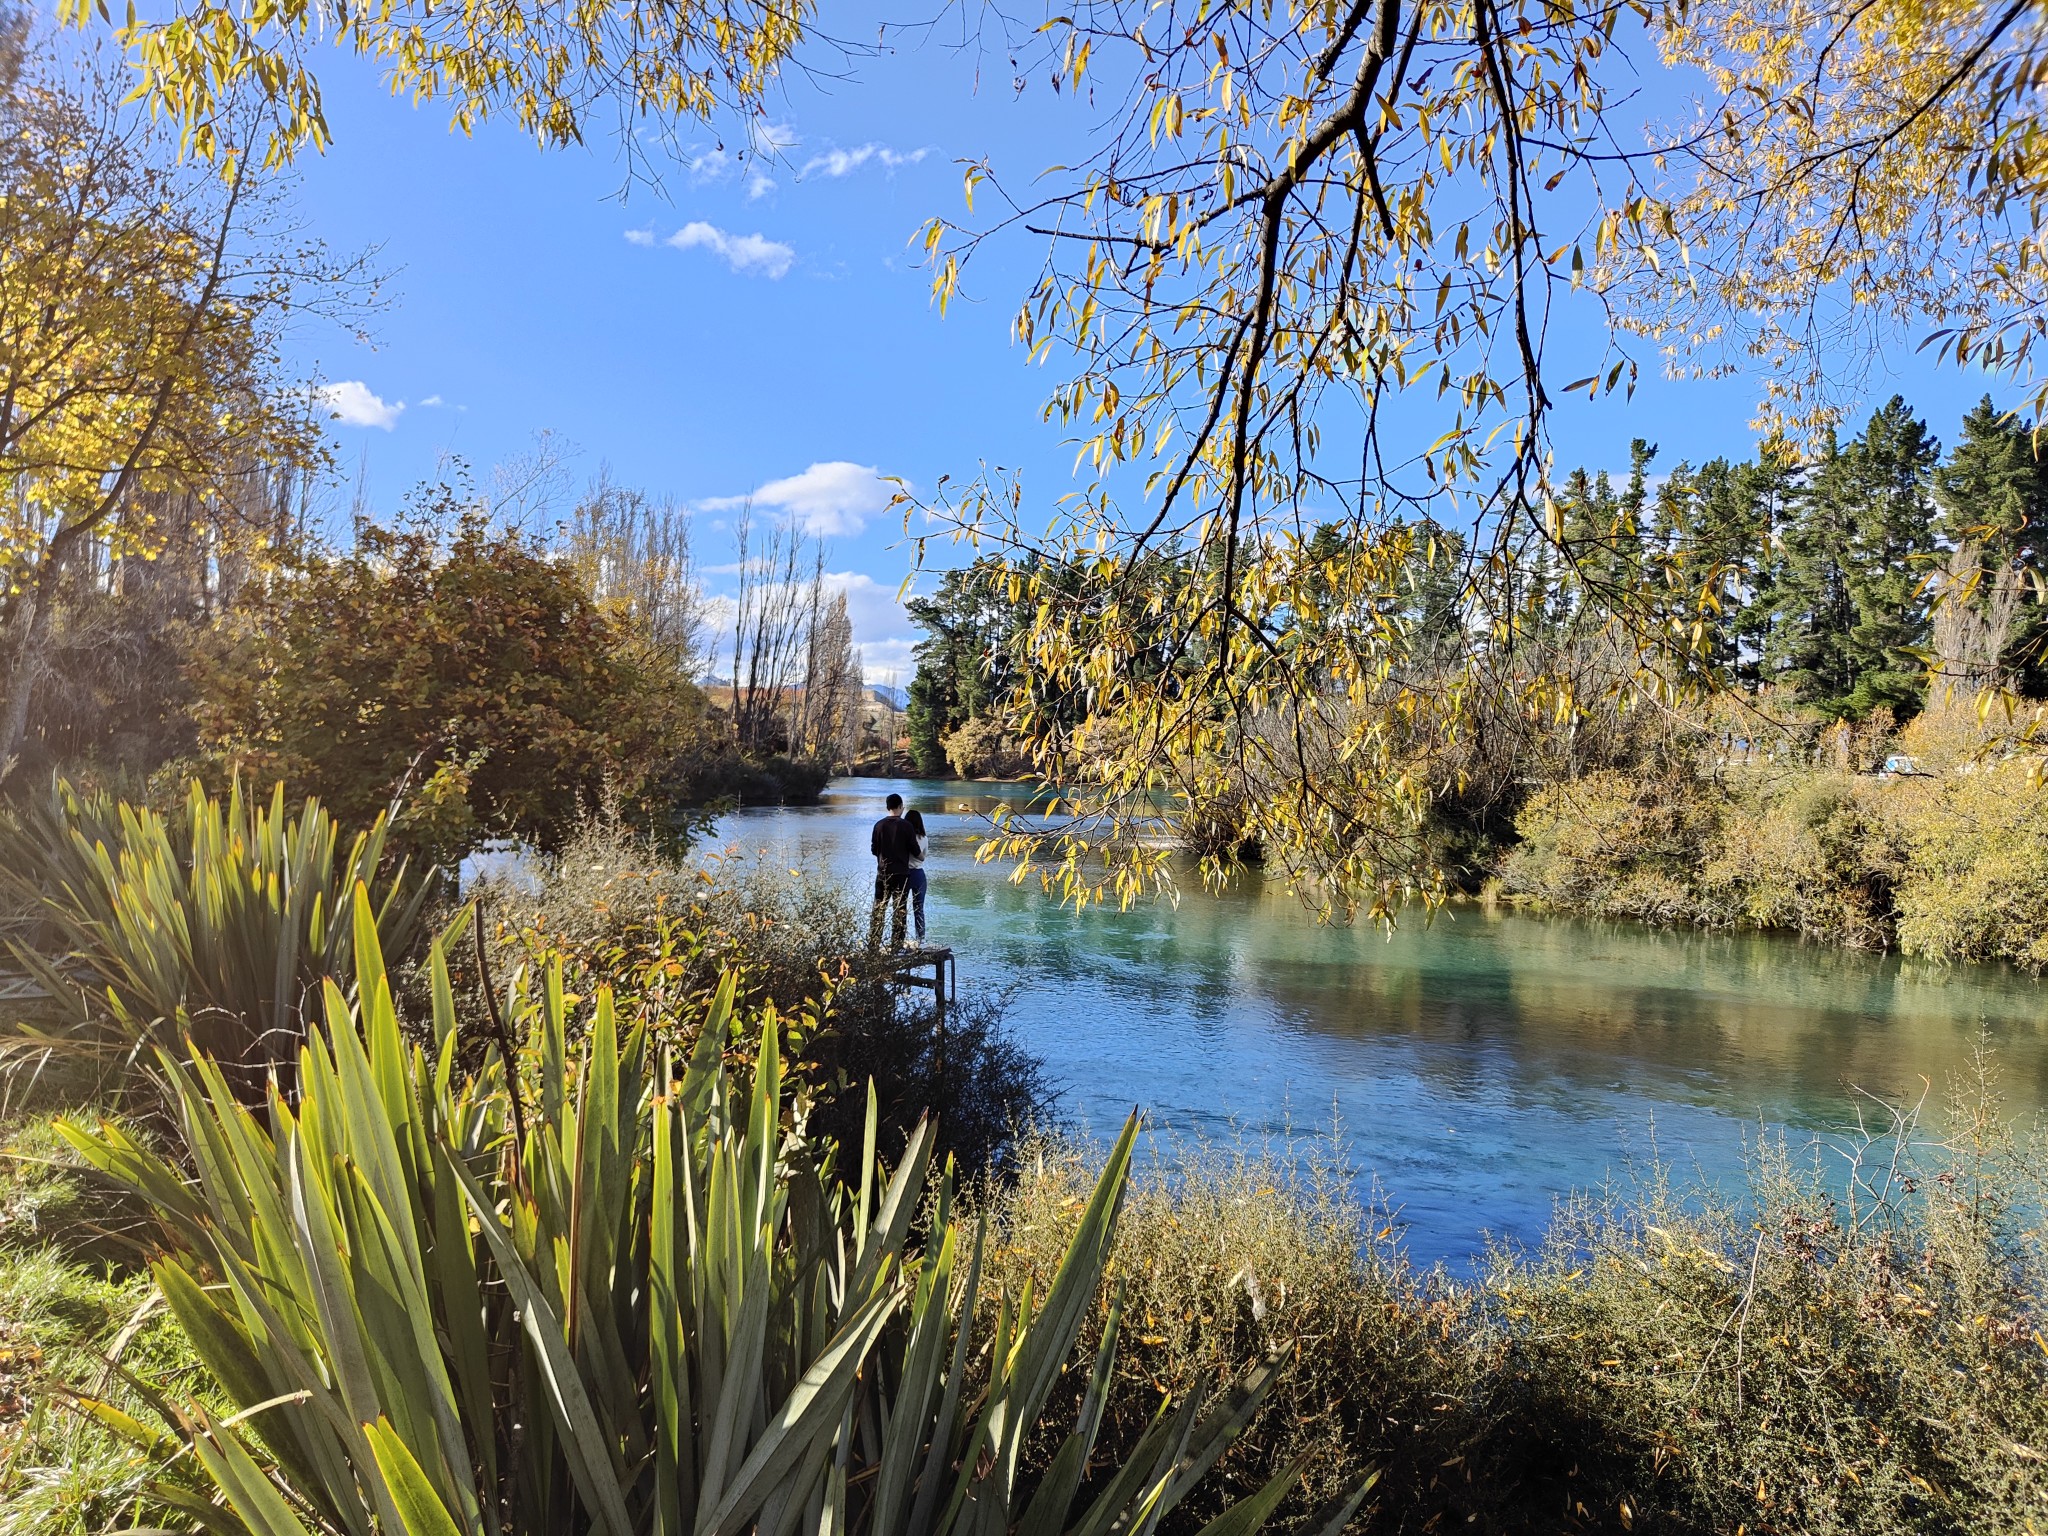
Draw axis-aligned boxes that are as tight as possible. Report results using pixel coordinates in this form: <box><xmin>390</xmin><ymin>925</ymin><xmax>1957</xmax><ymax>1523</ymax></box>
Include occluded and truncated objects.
<box><xmin>1763</xmin><ymin>428</ymin><xmax>1858</xmax><ymax>712</ymax></box>
<box><xmin>1837</xmin><ymin>397</ymin><xmax>1940</xmax><ymax>718</ymax></box>
<box><xmin>903</xmin><ymin>559</ymin><xmax>1021</xmax><ymax>776</ymax></box>
<box><xmin>1406</xmin><ymin>519</ymin><xmax>1468</xmax><ymax>663</ymax></box>
<box><xmin>1556</xmin><ymin>464</ymin><xmax>1641</xmax><ymax>618</ymax></box>
<box><xmin>1760</xmin><ymin>403</ymin><xmax>1936</xmax><ymax>719</ymax></box>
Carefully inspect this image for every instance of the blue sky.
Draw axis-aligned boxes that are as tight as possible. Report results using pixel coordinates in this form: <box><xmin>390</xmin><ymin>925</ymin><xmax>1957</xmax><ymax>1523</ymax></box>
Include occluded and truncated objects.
<box><xmin>273</xmin><ymin>7</ymin><xmax>2003</xmax><ymax>682</ymax></box>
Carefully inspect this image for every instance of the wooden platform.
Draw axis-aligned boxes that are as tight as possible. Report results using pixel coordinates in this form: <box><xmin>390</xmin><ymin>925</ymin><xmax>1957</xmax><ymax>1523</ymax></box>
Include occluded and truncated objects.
<box><xmin>868</xmin><ymin>945</ymin><xmax>957</xmax><ymax>1023</ymax></box>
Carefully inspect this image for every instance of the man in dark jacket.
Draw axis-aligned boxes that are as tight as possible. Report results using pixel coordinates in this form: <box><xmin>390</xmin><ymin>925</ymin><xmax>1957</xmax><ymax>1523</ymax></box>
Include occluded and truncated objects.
<box><xmin>868</xmin><ymin>792</ymin><xmax>913</xmax><ymax>950</ymax></box>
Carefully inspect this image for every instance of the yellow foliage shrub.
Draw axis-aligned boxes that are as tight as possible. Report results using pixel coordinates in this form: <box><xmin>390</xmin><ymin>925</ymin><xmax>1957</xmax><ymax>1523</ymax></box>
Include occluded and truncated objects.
<box><xmin>1892</xmin><ymin>765</ymin><xmax>2048</xmax><ymax>970</ymax></box>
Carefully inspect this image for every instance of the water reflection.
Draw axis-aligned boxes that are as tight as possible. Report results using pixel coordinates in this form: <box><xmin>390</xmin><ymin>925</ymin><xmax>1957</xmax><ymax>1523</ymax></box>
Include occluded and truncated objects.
<box><xmin>712</xmin><ymin>776</ymin><xmax>2047</xmax><ymax>1264</ymax></box>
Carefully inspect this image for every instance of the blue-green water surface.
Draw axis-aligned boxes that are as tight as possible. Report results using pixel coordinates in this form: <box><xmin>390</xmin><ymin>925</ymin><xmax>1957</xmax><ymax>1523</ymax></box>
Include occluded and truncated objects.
<box><xmin>713</xmin><ymin>776</ymin><xmax>2048</xmax><ymax>1265</ymax></box>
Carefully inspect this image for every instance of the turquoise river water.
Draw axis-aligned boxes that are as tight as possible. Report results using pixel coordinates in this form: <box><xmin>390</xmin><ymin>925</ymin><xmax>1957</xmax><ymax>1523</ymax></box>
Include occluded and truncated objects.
<box><xmin>713</xmin><ymin>776</ymin><xmax>2048</xmax><ymax>1265</ymax></box>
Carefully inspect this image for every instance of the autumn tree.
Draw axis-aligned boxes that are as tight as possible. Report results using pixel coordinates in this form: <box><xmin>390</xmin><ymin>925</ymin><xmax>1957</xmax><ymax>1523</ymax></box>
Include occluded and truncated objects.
<box><xmin>1653</xmin><ymin>0</ymin><xmax>2048</xmax><ymax>432</ymax></box>
<box><xmin>71</xmin><ymin>0</ymin><xmax>2048</xmax><ymax>908</ymax></box>
<box><xmin>0</xmin><ymin>26</ymin><xmax>341</xmax><ymax>781</ymax></box>
<box><xmin>196</xmin><ymin>496</ymin><xmax>678</xmax><ymax>861</ymax></box>
<box><xmin>565</xmin><ymin>468</ymin><xmax>706</xmax><ymax>685</ymax></box>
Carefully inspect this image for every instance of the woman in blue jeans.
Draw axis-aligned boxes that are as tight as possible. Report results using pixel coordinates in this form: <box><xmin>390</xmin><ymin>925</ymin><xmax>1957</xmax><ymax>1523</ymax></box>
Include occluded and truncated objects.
<box><xmin>903</xmin><ymin>807</ymin><xmax>929</xmax><ymax>945</ymax></box>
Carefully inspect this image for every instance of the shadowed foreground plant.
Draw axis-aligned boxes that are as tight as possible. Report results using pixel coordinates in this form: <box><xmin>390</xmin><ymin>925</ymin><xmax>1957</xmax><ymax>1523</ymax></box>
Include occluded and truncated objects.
<box><xmin>2</xmin><ymin>779</ymin><xmax>433</xmax><ymax>1089</ymax></box>
<box><xmin>55</xmin><ymin>890</ymin><xmax>1364</xmax><ymax>1536</ymax></box>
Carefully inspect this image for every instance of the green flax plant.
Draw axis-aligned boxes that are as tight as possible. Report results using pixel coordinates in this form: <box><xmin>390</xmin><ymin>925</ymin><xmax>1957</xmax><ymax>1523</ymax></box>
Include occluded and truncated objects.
<box><xmin>55</xmin><ymin>891</ymin><xmax>1353</xmax><ymax>1536</ymax></box>
<box><xmin>2</xmin><ymin>779</ymin><xmax>432</xmax><ymax>1086</ymax></box>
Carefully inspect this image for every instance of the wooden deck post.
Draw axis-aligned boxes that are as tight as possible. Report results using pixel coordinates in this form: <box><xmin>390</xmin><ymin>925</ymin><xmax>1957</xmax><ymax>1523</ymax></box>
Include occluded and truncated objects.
<box><xmin>867</xmin><ymin>946</ymin><xmax>955</xmax><ymax>1091</ymax></box>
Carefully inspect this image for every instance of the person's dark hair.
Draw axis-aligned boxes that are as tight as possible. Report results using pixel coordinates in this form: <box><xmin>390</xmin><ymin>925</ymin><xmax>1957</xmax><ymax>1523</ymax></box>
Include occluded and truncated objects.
<box><xmin>885</xmin><ymin>793</ymin><xmax>904</xmax><ymax>810</ymax></box>
<box><xmin>904</xmin><ymin>808</ymin><xmax>926</xmax><ymax>838</ymax></box>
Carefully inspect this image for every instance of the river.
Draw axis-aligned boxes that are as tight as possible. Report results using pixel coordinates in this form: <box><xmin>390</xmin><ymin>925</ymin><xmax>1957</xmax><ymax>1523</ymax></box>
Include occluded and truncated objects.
<box><xmin>712</xmin><ymin>775</ymin><xmax>2048</xmax><ymax>1265</ymax></box>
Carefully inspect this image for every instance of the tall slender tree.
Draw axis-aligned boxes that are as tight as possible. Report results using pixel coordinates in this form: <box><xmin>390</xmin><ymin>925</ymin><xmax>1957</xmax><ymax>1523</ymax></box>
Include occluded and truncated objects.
<box><xmin>1931</xmin><ymin>395</ymin><xmax>2048</xmax><ymax>698</ymax></box>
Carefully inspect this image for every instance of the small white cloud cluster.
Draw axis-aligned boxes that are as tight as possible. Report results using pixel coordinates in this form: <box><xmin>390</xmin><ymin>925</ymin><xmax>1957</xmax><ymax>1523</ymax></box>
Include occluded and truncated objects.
<box><xmin>316</xmin><ymin>380</ymin><xmax>404</xmax><ymax>430</ymax></box>
<box><xmin>625</xmin><ymin>222</ymin><xmax>795</xmax><ymax>278</ymax></box>
<box><xmin>668</xmin><ymin>222</ymin><xmax>795</xmax><ymax>278</ymax></box>
<box><xmin>799</xmin><ymin>144</ymin><xmax>929</xmax><ymax>180</ymax></box>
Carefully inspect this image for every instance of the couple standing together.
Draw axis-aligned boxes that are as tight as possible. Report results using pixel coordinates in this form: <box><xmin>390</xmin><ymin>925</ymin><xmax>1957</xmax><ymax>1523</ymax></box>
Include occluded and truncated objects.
<box><xmin>867</xmin><ymin>792</ymin><xmax>930</xmax><ymax>951</ymax></box>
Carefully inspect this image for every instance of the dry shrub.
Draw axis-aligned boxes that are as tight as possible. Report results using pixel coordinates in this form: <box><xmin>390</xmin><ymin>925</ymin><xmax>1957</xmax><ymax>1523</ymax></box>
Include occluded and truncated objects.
<box><xmin>1501</xmin><ymin>755</ymin><xmax>2048</xmax><ymax>968</ymax></box>
<box><xmin>474</xmin><ymin>808</ymin><xmax>1049</xmax><ymax>1174</ymax></box>
<box><xmin>1698</xmin><ymin>773</ymin><xmax>1903</xmax><ymax>947</ymax></box>
<box><xmin>473</xmin><ymin>804</ymin><xmax>859</xmax><ymax>1011</ymax></box>
<box><xmin>1501</xmin><ymin>769</ymin><xmax>1728</xmax><ymax>923</ymax></box>
<box><xmin>983</xmin><ymin>1073</ymin><xmax>2048</xmax><ymax>1535</ymax></box>
<box><xmin>1888</xmin><ymin>764</ymin><xmax>2048</xmax><ymax>970</ymax></box>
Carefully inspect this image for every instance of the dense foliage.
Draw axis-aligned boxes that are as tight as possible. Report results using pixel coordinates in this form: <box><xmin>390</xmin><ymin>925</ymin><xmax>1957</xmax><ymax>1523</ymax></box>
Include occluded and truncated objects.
<box><xmin>1501</xmin><ymin>716</ymin><xmax>2048</xmax><ymax>969</ymax></box>
<box><xmin>0</xmin><ymin>778</ymin><xmax>433</xmax><ymax>1084</ymax></box>
<box><xmin>190</xmin><ymin>504</ymin><xmax>692</xmax><ymax>862</ymax></box>
<box><xmin>906</xmin><ymin>394</ymin><xmax>2048</xmax><ymax>965</ymax></box>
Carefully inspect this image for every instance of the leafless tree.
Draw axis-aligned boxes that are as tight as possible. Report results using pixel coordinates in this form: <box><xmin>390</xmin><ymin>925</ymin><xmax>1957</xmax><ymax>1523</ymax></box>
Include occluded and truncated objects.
<box><xmin>564</xmin><ymin>468</ymin><xmax>704</xmax><ymax>683</ymax></box>
<box><xmin>797</xmin><ymin>588</ymin><xmax>862</xmax><ymax>767</ymax></box>
<box><xmin>728</xmin><ymin>506</ymin><xmax>822</xmax><ymax>754</ymax></box>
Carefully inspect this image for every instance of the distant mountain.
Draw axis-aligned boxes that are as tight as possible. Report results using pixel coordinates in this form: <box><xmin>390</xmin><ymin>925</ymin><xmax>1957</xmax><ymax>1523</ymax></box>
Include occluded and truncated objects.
<box><xmin>867</xmin><ymin>683</ymin><xmax>909</xmax><ymax>709</ymax></box>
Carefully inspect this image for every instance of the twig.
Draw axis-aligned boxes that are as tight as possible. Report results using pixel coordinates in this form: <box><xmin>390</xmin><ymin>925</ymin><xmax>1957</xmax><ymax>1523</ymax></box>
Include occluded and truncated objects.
<box><xmin>472</xmin><ymin>903</ymin><xmax>529</xmax><ymax>1182</ymax></box>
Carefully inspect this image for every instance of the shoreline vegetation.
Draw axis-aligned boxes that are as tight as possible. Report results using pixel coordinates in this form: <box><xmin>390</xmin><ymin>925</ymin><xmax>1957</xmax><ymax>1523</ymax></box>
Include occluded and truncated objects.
<box><xmin>900</xmin><ymin>393</ymin><xmax>2048</xmax><ymax>973</ymax></box>
<box><xmin>4</xmin><ymin>787</ymin><xmax>2045</xmax><ymax>1536</ymax></box>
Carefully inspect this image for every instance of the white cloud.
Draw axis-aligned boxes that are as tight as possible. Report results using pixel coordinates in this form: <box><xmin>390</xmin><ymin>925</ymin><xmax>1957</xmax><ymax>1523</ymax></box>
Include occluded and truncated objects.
<box><xmin>857</xmin><ymin>637</ymin><xmax>918</xmax><ymax>684</ymax></box>
<box><xmin>623</xmin><ymin>228</ymin><xmax>655</xmax><ymax>246</ymax></box>
<box><xmin>687</xmin><ymin>147</ymin><xmax>731</xmax><ymax>181</ymax></box>
<box><xmin>746</xmin><ymin>172</ymin><xmax>776</xmax><ymax>201</ymax></box>
<box><xmin>798</xmin><ymin>143</ymin><xmax>929</xmax><ymax>180</ymax></box>
<box><xmin>665</xmin><ymin>221</ymin><xmax>795</xmax><ymax>279</ymax></box>
<box><xmin>701</xmin><ymin>462</ymin><xmax>899</xmax><ymax>536</ymax></box>
<box><xmin>825</xmin><ymin>571</ymin><xmax>915</xmax><ymax>657</ymax></box>
<box><xmin>755</xmin><ymin>121</ymin><xmax>800</xmax><ymax>156</ymax></box>
<box><xmin>419</xmin><ymin>394</ymin><xmax>444</xmax><ymax>407</ymax></box>
<box><xmin>317</xmin><ymin>381</ymin><xmax>403</xmax><ymax>430</ymax></box>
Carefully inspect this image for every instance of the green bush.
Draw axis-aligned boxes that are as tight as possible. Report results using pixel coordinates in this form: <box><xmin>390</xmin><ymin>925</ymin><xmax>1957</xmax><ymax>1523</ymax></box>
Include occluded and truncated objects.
<box><xmin>47</xmin><ymin>895</ymin><xmax>1332</xmax><ymax>1536</ymax></box>
<box><xmin>0</xmin><ymin>779</ymin><xmax>432</xmax><ymax>1093</ymax></box>
<box><xmin>188</xmin><ymin>506</ymin><xmax>695</xmax><ymax>864</ymax></box>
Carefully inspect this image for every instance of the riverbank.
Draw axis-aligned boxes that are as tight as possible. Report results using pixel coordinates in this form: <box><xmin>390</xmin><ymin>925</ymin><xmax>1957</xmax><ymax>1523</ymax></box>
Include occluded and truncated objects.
<box><xmin>981</xmin><ymin>1082</ymin><xmax>2048</xmax><ymax>1536</ymax></box>
<box><xmin>5</xmin><ymin>1060</ymin><xmax>2041</xmax><ymax>1536</ymax></box>
<box><xmin>5</xmin><ymin>782</ymin><xmax>2045</xmax><ymax>1535</ymax></box>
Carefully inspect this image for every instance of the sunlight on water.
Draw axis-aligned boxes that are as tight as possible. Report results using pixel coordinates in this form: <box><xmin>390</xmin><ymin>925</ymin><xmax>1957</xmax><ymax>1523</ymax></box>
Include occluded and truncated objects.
<box><xmin>713</xmin><ymin>776</ymin><xmax>2048</xmax><ymax>1265</ymax></box>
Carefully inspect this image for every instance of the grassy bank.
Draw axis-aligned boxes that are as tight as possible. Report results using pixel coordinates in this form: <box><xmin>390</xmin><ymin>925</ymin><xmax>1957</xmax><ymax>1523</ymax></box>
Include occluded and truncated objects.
<box><xmin>6</xmin><ymin>1046</ymin><xmax>2044</xmax><ymax>1533</ymax></box>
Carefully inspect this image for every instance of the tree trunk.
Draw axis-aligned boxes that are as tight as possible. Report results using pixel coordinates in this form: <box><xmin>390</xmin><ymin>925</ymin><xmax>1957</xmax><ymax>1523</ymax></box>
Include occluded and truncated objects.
<box><xmin>0</xmin><ymin>567</ymin><xmax>52</xmax><ymax>780</ymax></box>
